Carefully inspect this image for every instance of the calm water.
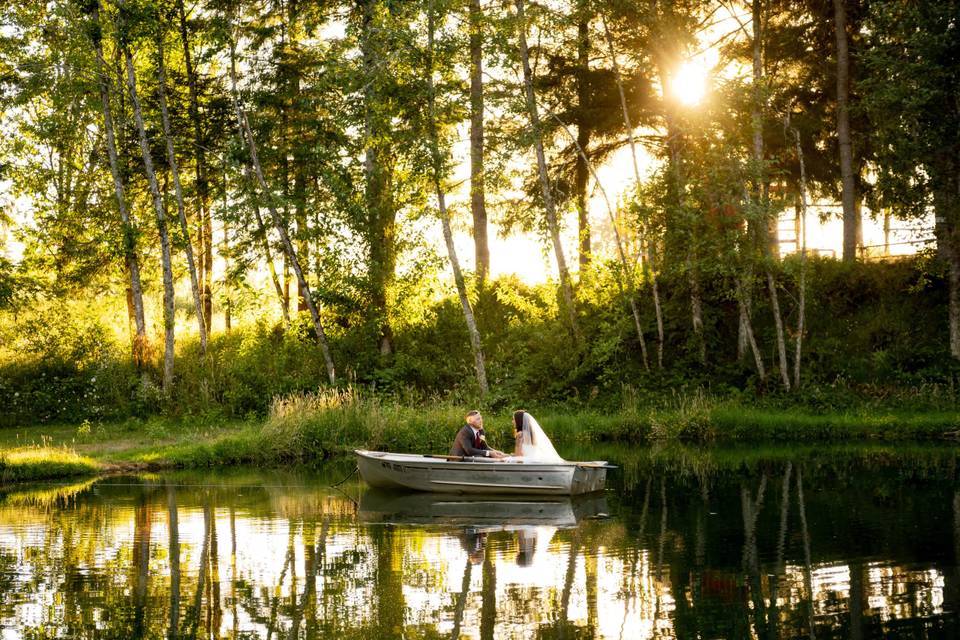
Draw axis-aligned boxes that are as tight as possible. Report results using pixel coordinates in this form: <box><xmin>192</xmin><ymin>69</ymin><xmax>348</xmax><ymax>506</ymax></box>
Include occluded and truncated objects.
<box><xmin>2</xmin><ymin>444</ymin><xmax>960</xmax><ymax>639</ymax></box>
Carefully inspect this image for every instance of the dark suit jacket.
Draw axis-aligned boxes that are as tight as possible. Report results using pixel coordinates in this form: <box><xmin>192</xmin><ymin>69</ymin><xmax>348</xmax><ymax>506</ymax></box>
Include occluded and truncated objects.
<box><xmin>450</xmin><ymin>424</ymin><xmax>490</xmax><ymax>457</ymax></box>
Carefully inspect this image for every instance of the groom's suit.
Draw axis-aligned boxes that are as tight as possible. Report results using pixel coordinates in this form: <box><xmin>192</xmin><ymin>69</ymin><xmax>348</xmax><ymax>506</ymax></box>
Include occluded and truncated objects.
<box><xmin>450</xmin><ymin>424</ymin><xmax>492</xmax><ymax>457</ymax></box>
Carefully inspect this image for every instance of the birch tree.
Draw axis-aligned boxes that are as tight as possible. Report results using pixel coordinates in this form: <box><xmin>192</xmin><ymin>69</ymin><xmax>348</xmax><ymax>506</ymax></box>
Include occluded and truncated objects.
<box><xmin>156</xmin><ymin>25</ymin><xmax>207</xmax><ymax>354</ymax></box>
<box><xmin>121</xmin><ymin>21</ymin><xmax>176</xmax><ymax>391</ymax></box>
<box><xmin>227</xmin><ymin>25</ymin><xmax>336</xmax><ymax>384</ymax></box>
<box><xmin>176</xmin><ymin>0</ymin><xmax>213</xmax><ymax>331</ymax></box>
<box><xmin>424</xmin><ymin>0</ymin><xmax>489</xmax><ymax>395</ymax></box>
<box><xmin>515</xmin><ymin>0</ymin><xmax>579</xmax><ymax>339</ymax></box>
<box><xmin>89</xmin><ymin>0</ymin><xmax>148</xmax><ymax>369</ymax></box>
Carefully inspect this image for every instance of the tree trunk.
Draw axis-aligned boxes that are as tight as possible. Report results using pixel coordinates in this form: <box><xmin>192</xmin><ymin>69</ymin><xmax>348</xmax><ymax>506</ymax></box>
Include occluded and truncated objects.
<box><xmin>222</xmin><ymin>162</ymin><xmax>233</xmax><ymax>332</ymax></box>
<box><xmin>749</xmin><ymin>0</ymin><xmax>779</xmax><ymax>257</ymax></box>
<box><xmin>737</xmin><ymin>277</ymin><xmax>765</xmax><ymax>380</ymax></box>
<box><xmin>657</xmin><ymin>58</ymin><xmax>704</xmax><ymax>364</ymax></box>
<box><xmin>177</xmin><ymin>0</ymin><xmax>213</xmax><ymax>334</ymax></box>
<box><xmin>283</xmin><ymin>253</ymin><xmax>291</xmax><ymax>320</ymax></box>
<box><xmin>468</xmin><ymin>0</ymin><xmax>489</xmax><ymax>284</ymax></box>
<box><xmin>250</xmin><ymin>193</ymin><xmax>291</xmax><ymax>329</ymax></box>
<box><xmin>124</xmin><ymin>45</ymin><xmax>176</xmax><ymax>392</ymax></box>
<box><xmin>767</xmin><ymin>272</ymin><xmax>791</xmax><ymax>389</ymax></box>
<box><xmin>437</xmin><ymin>181</ymin><xmax>490</xmax><ymax>395</ymax></box>
<box><xmin>516</xmin><ymin>0</ymin><xmax>579</xmax><ymax>338</ymax></box>
<box><xmin>601</xmin><ymin>14</ymin><xmax>664</xmax><ymax>366</ymax></box>
<box><xmin>668</xmin><ymin>124</ymin><xmax>706</xmax><ymax>364</ymax></box>
<box><xmin>793</xmin><ymin>128</ymin><xmax>808</xmax><ymax>388</ymax></box>
<box><xmin>91</xmin><ymin>1</ymin><xmax>148</xmax><ymax>369</ymax></box>
<box><xmin>427</xmin><ymin>3</ymin><xmax>489</xmax><ymax>395</ymax></box>
<box><xmin>751</xmin><ymin>0</ymin><xmax>790</xmax><ymax>386</ymax></box>
<box><xmin>360</xmin><ymin>0</ymin><xmax>396</xmax><ymax>356</ymax></box>
<box><xmin>600</xmin><ymin>14</ymin><xmax>663</xmax><ymax>369</ymax></box>
<box><xmin>834</xmin><ymin>0</ymin><xmax>860</xmax><ymax>262</ymax></box>
<box><xmin>290</xmin><ymin>0</ymin><xmax>309</xmax><ymax>314</ymax></box>
<box><xmin>229</xmin><ymin>37</ymin><xmax>335</xmax><ymax>383</ymax></box>
<box><xmin>223</xmin><ymin>218</ymin><xmax>231</xmax><ymax>332</ymax></box>
<box><xmin>156</xmin><ymin>38</ymin><xmax>208</xmax><ymax>354</ymax></box>
<box><xmin>948</xmin><ymin>238</ymin><xmax>960</xmax><ymax>358</ymax></box>
<box><xmin>689</xmin><ymin>257</ymin><xmax>707</xmax><ymax>365</ymax></box>
<box><xmin>575</xmin><ymin>7</ymin><xmax>591</xmax><ymax>268</ymax></box>
<box><xmin>883</xmin><ymin>209</ymin><xmax>891</xmax><ymax>256</ymax></box>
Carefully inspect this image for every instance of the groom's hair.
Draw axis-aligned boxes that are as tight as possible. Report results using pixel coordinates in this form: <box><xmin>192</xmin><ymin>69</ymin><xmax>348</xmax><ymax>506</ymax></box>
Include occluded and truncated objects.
<box><xmin>465</xmin><ymin>410</ymin><xmax>481</xmax><ymax>421</ymax></box>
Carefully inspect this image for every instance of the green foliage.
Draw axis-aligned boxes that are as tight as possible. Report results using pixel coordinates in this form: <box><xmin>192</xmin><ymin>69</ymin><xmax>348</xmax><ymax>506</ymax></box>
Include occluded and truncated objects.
<box><xmin>2</xmin><ymin>258</ymin><xmax>959</xmax><ymax>427</ymax></box>
<box><xmin>0</xmin><ymin>0</ymin><xmax>957</xmax><ymax>445</ymax></box>
<box><xmin>0</xmin><ymin>303</ymin><xmax>139</xmax><ymax>426</ymax></box>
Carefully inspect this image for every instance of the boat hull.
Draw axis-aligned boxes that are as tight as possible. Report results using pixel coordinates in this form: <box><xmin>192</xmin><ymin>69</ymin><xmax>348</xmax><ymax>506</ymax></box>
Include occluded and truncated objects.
<box><xmin>355</xmin><ymin>450</ymin><xmax>610</xmax><ymax>496</ymax></box>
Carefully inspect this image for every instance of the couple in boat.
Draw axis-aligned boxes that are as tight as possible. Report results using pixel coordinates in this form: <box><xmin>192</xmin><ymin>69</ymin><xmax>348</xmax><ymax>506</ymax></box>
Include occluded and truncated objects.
<box><xmin>450</xmin><ymin>410</ymin><xmax>563</xmax><ymax>463</ymax></box>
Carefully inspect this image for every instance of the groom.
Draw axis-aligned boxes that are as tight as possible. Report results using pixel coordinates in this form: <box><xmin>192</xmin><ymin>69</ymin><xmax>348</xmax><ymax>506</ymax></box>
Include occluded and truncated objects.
<box><xmin>450</xmin><ymin>410</ymin><xmax>505</xmax><ymax>459</ymax></box>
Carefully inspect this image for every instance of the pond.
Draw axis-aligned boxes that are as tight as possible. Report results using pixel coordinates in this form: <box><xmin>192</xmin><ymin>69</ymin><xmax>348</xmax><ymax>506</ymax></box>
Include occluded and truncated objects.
<box><xmin>1</xmin><ymin>443</ymin><xmax>959</xmax><ymax>638</ymax></box>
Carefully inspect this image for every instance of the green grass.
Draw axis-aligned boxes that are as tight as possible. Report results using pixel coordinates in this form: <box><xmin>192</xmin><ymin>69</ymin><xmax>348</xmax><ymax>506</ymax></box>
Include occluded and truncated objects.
<box><xmin>0</xmin><ymin>447</ymin><xmax>101</xmax><ymax>482</ymax></box>
<box><xmin>2</xmin><ymin>389</ymin><xmax>960</xmax><ymax>483</ymax></box>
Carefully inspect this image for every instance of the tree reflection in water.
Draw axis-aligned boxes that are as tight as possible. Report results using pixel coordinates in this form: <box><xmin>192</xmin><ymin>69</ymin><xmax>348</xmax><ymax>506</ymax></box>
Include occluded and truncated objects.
<box><xmin>0</xmin><ymin>447</ymin><xmax>959</xmax><ymax>638</ymax></box>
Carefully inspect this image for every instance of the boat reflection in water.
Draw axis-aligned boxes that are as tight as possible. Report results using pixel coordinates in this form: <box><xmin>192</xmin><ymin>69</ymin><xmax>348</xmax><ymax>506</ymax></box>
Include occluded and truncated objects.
<box><xmin>360</xmin><ymin>489</ymin><xmax>609</xmax><ymax>569</ymax></box>
<box><xmin>358</xmin><ymin>488</ymin><xmax>609</xmax><ymax>529</ymax></box>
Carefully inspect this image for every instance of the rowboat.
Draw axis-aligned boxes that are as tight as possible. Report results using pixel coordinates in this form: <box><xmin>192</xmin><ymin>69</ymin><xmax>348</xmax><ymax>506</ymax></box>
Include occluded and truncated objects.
<box><xmin>359</xmin><ymin>489</ymin><xmax>609</xmax><ymax>528</ymax></box>
<box><xmin>355</xmin><ymin>449</ymin><xmax>614</xmax><ymax>496</ymax></box>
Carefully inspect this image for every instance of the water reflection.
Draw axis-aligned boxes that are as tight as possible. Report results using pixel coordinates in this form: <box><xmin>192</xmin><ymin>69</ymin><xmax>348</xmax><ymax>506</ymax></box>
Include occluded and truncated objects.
<box><xmin>0</xmin><ymin>447</ymin><xmax>958</xmax><ymax>638</ymax></box>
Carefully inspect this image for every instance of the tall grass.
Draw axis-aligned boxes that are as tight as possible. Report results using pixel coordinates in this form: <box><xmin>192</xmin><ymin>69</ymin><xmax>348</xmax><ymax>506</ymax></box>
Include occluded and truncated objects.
<box><xmin>261</xmin><ymin>387</ymin><xmax>470</xmax><ymax>460</ymax></box>
<box><xmin>0</xmin><ymin>447</ymin><xmax>100</xmax><ymax>482</ymax></box>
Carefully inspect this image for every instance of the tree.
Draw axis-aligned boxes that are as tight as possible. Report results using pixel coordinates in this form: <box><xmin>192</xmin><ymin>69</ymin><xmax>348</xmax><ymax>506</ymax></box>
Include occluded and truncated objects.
<box><xmin>226</xmin><ymin>17</ymin><xmax>336</xmax><ymax>384</ymax></box>
<box><xmin>176</xmin><ymin>0</ymin><xmax>214</xmax><ymax>332</ymax></box>
<box><xmin>515</xmin><ymin>0</ymin><xmax>578</xmax><ymax>339</ymax></box>
<box><xmin>599</xmin><ymin>9</ymin><xmax>664</xmax><ymax>366</ymax></box>
<box><xmin>358</xmin><ymin>0</ymin><xmax>399</xmax><ymax>356</ymax></box>
<box><xmin>861</xmin><ymin>0</ymin><xmax>960</xmax><ymax>357</ymax></box>
<box><xmin>121</xmin><ymin>11</ymin><xmax>177</xmax><ymax>392</ymax></box>
<box><xmin>468</xmin><ymin>0</ymin><xmax>489</xmax><ymax>283</ymax></box>
<box><xmin>422</xmin><ymin>0</ymin><xmax>489</xmax><ymax>395</ymax></box>
<box><xmin>833</xmin><ymin>0</ymin><xmax>860</xmax><ymax>262</ymax></box>
<box><xmin>89</xmin><ymin>0</ymin><xmax>148</xmax><ymax>368</ymax></box>
<box><xmin>156</xmin><ymin>17</ymin><xmax>208</xmax><ymax>354</ymax></box>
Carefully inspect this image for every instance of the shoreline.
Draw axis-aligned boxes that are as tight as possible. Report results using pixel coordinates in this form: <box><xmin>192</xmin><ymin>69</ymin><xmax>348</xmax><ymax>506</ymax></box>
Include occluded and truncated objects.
<box><xmin>3</xmin><ymin>403</ymin><xmax>960</xmax><ymax>483</ymax></box>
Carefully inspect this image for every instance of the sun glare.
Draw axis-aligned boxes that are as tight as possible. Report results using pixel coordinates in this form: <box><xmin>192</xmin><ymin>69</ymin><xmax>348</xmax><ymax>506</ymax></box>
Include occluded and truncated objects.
<box><xmin>670</xmin><ymin>61</ymin><xmax>709</xmax><ymax>106</ymax></box>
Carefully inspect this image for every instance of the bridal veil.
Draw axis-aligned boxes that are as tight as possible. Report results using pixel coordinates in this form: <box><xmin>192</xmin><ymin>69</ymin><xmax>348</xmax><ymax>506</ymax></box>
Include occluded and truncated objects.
<box><xmin>520</xmin><ymin>413</ymin><xmax>563</xmax><ymax>463</ymax></box>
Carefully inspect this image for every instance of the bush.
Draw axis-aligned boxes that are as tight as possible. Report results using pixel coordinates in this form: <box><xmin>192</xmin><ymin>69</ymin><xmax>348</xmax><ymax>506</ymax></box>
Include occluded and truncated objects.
<box><xmin>1</xmin><ymin>257</ymin><xmax>958</xmax><ymax>426</ymax></box>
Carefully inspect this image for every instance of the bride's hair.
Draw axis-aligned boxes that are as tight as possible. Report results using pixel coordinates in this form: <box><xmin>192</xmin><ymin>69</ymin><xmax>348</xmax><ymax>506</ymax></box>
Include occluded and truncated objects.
<box><xmin>513</xmin><ymin>410</ymin><xmax>525</xmax><ymax>432</ymax></box>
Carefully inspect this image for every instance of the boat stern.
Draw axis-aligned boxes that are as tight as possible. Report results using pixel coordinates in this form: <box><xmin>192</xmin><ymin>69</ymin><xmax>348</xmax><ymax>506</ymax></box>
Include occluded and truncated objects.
<box><xmin>570</xmin><ymin>463</ymin><xmax>611</xmax><ymax>495</ymax></box>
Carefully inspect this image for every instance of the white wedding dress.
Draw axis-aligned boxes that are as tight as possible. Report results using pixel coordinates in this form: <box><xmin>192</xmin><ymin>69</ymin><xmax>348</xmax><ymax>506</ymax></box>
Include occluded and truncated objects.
<box><xmin>516</xmin><ymin>412</ymin><xmax>563</xmax><ymax>463</ymax></box>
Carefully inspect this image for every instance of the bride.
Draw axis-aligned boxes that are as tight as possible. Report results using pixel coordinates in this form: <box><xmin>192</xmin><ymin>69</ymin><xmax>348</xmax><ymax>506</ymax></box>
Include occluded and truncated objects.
<box><xmin>512</xmin><ymin>410</ymin><xmax>563</xmax><ymax>463</ymax></box>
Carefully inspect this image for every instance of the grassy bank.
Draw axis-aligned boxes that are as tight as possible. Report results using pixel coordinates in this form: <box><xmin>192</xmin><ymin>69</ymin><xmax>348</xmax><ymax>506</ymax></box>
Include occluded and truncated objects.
<box><xmin>3</xmin><ymin>388</ymin><xmax>960</xmax><ymax>482</ymax></box>
<box><xmin>0</xmin><ymin>447</ymin><xmax>101</xmax><ymax>482</ymax></box>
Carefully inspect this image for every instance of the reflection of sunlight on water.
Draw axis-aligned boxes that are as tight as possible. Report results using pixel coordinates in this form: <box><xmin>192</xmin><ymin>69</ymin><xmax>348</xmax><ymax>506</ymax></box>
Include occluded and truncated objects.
<box><xmin>0</xmin><ymin>475</ymin><xmax>957</xmax><ymax>639</ymax></box>
<box><xmin>810</xmin><ymin>563</ymin><xmax>851</xmax><ymax>615</ymax></box>
<box><xmin>782</xmin><ymin>561</ymin><xmax>946</xmax><ymax>627</ymax></box>
<box><xmin>868</xmin><ymin>564</ymin><xmax>944</xmax><ymax>622</ymax></box>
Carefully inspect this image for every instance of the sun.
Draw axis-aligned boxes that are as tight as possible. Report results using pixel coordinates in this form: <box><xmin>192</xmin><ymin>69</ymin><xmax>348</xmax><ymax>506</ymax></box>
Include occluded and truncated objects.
<box><xmin>670</xmin><ymin>61</ymin><xmax>709</xmax><ymax>106</ymax></box>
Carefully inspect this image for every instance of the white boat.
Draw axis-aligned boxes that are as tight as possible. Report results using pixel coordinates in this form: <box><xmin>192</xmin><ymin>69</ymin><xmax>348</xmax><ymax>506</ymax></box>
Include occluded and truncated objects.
<box><xmin>355</xmin><ymin>449</ymin><xmax>614</xmax><ymax>496</ymax></box>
